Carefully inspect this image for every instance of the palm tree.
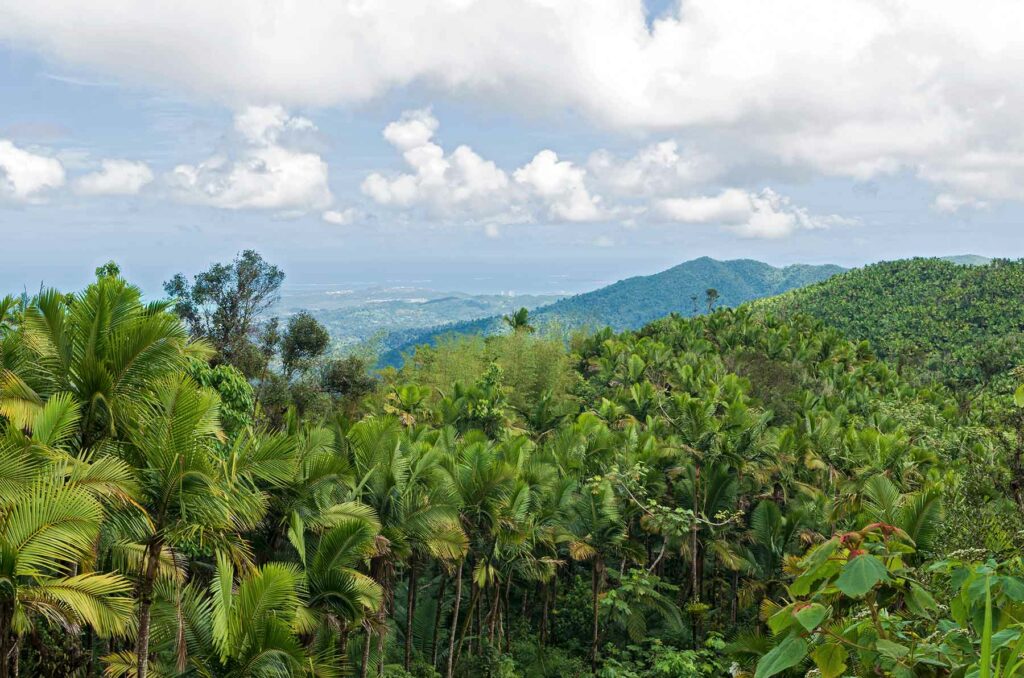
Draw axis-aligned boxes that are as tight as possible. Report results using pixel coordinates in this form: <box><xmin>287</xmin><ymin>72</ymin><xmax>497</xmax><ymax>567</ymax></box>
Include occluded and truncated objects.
<box><xmin>117</xmin><ymin>376</ymin><xmax>240</xmax><ymax>678</ymax></box>
<box><xmin>0</xmin><ymin>395</ymin><xmax>136</xmax><ymax>678</ymax></box>
<box><xmin>346</xmin><ymin>417</ymin><xmax>465</xmax><ymax>678</ymax></box>
<box><xmin>0</xmin><ymin>275</ymin><xmax>206</xmax><ymax>445</ymax></box>
<box><xmin>104</xmin><ymin>552</ymin><xmax>324</xmax><ymax>678</ymax></box>
<box><xmin>297</xmin><ymin>510</ymin><xmax>384</xmax><ymax>668</ymax></box>
<box><xmin>560</xmin><ymin>480</ymin><xmax>626</xmax><ymax>672</ymax></box>
<box><xmin>502</xmin><ymin>308</ymin><xmax>535</xmax><ymax>334</ymax></box>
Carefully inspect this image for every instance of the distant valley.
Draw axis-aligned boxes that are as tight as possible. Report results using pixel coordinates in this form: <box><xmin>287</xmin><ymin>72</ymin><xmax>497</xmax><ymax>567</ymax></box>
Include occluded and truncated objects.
<box><xmin>273</xmin><ymin>284</ymin><xmax>562</xmax><ymax>350</ymax></box>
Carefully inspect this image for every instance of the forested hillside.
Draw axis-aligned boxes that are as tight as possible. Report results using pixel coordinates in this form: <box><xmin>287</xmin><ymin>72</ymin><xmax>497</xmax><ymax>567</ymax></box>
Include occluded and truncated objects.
<box><xmin>381</xmin><ymin>257</ymin><xmax>844</xmax><ymax>365</ymax></box>
<box><xmin>758</xmin><ymin>257</ymin><xmax>1024</xmax><ymax>389</ymax></box>
<box><xmin>1</xmin><ymin>254</ymin><xmax>1022</xmax><ymax>677</ymax></box>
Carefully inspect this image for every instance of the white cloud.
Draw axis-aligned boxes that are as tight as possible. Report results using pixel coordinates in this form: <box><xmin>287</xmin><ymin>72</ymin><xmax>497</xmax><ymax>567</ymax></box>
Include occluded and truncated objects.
<box><xmin>8</xmin><ymin>2</ymin><xmax>1024</xmax><ymax>208</ymax></box>
<box><xmin>588</xmin><ymin>141</ymin><xmax>717</xmax><ymax>196</ymax></box>
<box><xmin>361</xmin><ymin>109</ymin><xmax>512</xmax><ymax>219</ymax></box>
<box><xmin>0</xmin><ymin>140</ymin><xmax>65</xmax><ymax>202</ymax></box>
<box><xmin>322</xmin><ymin>208</ymin><xmax>357</xmax><ymax>225</ymax></box>
<box><xmin>933</xmin><ymin>193</ymin><xmax>989</xmax><ymax>214</ymax></box>
<box><xmin>514</xmin><ymin>150</ymin><xmax>604</xmax><ymax>222</ymax></box>
<box><xmin>170</xmin><ymin>106</ymin><xmax>331</xmax><ymax>211</ymax></box>
<box><xmin>362</xmin><ymin>111</ymin><xmax>609</xmax><ymax>223</ymax></box>
<box><xmin>74</xmin><ymin>159</ymin><xmax>153</xmax><ymax>196</ymax></box>
<box><xmin>658</xmin><ymin>188</ymin><xmax>851</xmax><ymax>239</ymax></box>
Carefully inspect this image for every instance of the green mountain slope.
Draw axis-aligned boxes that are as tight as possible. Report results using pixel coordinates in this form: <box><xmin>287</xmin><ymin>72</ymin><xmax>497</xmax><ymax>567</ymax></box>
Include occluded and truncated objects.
<box><xmin>756</xmin><ymin>257</ymin><xmax>1024</xmax><ymax>386</ymax></box>
<box><xmin>379</xmin><ymin>257</ymin><xmax>844</xmax><ymax>365</ymax></box>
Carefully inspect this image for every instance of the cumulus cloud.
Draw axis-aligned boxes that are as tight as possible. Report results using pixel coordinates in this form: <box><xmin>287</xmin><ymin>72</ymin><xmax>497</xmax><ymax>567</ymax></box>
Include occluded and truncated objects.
<box><xmin>6</xmin><ymin>2</ymin><xmax>1024</xmax><ymax>200</ymax></box>
<box><xmin>0</xmin><ymin>140</ymin><xmax>65</xmax><ymax>202</ymax></box>
<box><xmin>7</xmin><ymin>2</ymin><xmax>1024</xmax><ymax>208</ymax></box>
<box><xmin>514</xmin><ymin>150</ymin><xmax>604</xmax><ymax>222</ymax></box>
<box><xmin>361</xmin><ymin>110</ymin><xmax>852</xmax><ymax>236</ymax></box>
<box><xmin>74</xmin><ymin>159</ymin><xmax>153</xmax><ymax>196</ymax></box>
<box><xmin>361</xmin><ymin>109</ymin><xmax>511</xmax><ymax>217</ymax></box>
<box><xmin>588</xmin><ymin>141</ymin><xmax>717</xmax><ymax>196</ymax></box>
<box><xmin>322</xmin><ymin>208</ymin><xmax>358</xmax><ymax>225</ymax></box>
<box><xmin>170</xmin><ymin>105</ymin><xmax>331</xmax><ymax>211</ymax></box>
<box><xmin>933</xmin><ymin>193</ymin><xmax>989</xmax><ymax>214</ymax></box>
<box><xmin>657</xmin><ymin>188</ymin><xmax>852</xmax><ymax>239</ymax></box>
<box><xmin>362</xmin><ymin>110</ymin><xmax>612</xmax><ymax>224</ymax></box>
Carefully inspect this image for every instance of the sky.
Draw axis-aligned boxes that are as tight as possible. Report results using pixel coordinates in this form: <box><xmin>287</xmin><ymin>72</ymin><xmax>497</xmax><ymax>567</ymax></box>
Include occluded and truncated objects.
<box><xmin>0</xmin><ymin>0</ymin><xmax>1022</xmax><ymax>296</ymax></box>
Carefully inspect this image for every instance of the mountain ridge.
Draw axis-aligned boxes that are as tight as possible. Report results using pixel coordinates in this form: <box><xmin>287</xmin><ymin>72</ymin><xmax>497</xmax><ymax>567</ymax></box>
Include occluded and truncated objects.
<box><xmin>378</xmin><ymin>256</ymin><xmax>846</xmax><ymax>365</ymax></box>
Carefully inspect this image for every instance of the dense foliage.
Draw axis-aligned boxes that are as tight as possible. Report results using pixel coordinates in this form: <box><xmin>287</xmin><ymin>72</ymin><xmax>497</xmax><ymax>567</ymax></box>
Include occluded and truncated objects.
<box><xmin>380</xmin><ymin>258</ymin><xmax>843</xmax><ymax>366</ymax></box>
<box><xmin>0</xmin><ymin>257</ymin><xmax>1022</xmax><ymax>677</ymax></box>
<box><xmin>758</xmin><ymin>257</ymin><xmax>1024</xmax><ymax>390</ymax></box>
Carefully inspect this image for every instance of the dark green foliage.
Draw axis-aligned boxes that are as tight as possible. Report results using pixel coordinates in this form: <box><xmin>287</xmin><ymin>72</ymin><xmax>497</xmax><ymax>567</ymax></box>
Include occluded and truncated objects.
<box><xmin>380</xmin><ymin>257</ymin><xmax>844</xmax><ymax>366</ymax></box>
<box><xmin>4</xmin><ymin>261</ymin><xmax>1024</xmax><ymax>678</ymax></box>
<box><xmin>185</xmin><ymin>357</ymin><xmax>254</xmax><ymax>433</ymax></box>
<box><xmin>321</xmin><ymin>355</ymin><xmax>377</xmax><ymax>400</ymax></box>
<box><xmin>164</xmin><ymin>249</ymin><xmax>285</xmax><ymax>374</ymax></box>
<box><xmin>759</xmin><ymin>257</ymin><xmax>1024</xmax><ymax>388</ymax></box>
<box><xmin>281</xmin><ymin>310</ymin><xmax>330</xmax><ymax>376</ymax></box>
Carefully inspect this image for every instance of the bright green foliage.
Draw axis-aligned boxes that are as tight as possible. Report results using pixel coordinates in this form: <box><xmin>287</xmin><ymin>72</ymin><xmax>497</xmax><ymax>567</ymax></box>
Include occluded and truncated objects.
<box><xmin>186</xmin><ymin>357</ymin><xmax>255</xmax><ymax>433</ymax></box>
<box><xmin>759</xmin><ymin>257</ymin><xmax>1024</xmax><ymax>388</ymax></box>
<box><xmin>381</xmin><ymin>257</ymin><xmax>843</xmax><ymax>365</ymax></box>
<box><xmin>2</xmin><ymin>264</ymin><xmax>1024</xmax><ymax>678</ymax></box>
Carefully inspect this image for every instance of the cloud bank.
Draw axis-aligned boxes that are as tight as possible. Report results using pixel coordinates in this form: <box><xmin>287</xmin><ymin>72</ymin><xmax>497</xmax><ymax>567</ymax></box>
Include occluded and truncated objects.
<box><xmin>5</xmin><ymin>0</ymin><xmax>1024</xmax><ymax>208</ymax></box>
<box><xmin>170</xmin><ymin>105</ymin><xmax>332</xmax><ymax>211</ymax></box>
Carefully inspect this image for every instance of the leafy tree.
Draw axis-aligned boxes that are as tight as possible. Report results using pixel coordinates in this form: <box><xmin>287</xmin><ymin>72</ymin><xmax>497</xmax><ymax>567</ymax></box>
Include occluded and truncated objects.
<box><xmin>705</xmin><ymin>287</ymin><xmax>719</xmax><ymax>313</ymax></box>
<box><xmin>502</xmin><ymin>308</ymin><xmax>535</xmax><ymax>334</ymax></box>
<box><xmin>281</xmin><ymin>311</ymin><xmax>331</xmax><ymax>377</ymax></box>
<box><xmin>163</xmin><ymin>250</ymin><xmax>284</xmax><ymax>374</ymax></box>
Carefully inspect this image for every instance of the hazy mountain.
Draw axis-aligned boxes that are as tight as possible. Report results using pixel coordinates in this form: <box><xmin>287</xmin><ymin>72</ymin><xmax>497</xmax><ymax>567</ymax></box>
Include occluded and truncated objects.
<box><xmin>378</xmin><ymin>257</ymin><xmax>845</xmax><ymax>365</ymax></box>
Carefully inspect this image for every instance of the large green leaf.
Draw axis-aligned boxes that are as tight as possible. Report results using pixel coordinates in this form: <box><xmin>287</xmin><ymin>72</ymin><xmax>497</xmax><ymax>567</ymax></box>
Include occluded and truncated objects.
<box><xmin>755</xmin><ymin>634</ymin><xmax>808</xmax><ymax>678</ymax></box>
<box><xmin>811</xmin><ymin>643</ymin><xmax>848</xmax><ymax>678</ymax></box>
<box><xmin>794</xmin><ymin>603</ymin><xmax>828</xmax><ymax>632</ymax></box>
<box><xmin>835</xmin><ymin>554</ymin><xmax>889</xmax><ymax>598</ymax></box>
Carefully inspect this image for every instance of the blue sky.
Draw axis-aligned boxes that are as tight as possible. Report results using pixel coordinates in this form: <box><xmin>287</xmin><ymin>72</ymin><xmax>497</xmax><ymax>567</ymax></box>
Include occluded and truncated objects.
<box><xmin>1</xmin><ymin>1</ymin><xmax>1021</xmax><ymax>295</ymax></box>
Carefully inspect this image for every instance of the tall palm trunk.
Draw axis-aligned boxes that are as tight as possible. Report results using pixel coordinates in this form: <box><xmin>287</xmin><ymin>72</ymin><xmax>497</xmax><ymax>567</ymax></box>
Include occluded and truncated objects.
<box><xmin>540</xmin><ymin>582</ymin><xmax>549</xmax><ymax>647</ymax></box>
<box><xmin>430</xmin><ymin>575</ymin><xmax>447</xmax><ymax>668</ymax></box>
<box><xmin>455</xmin><ymin>580</ymin><xmax>480</xmax><ymax>666</ymax></box>
<box><xmin>445</xmin><ymin>562</ymin><xmax>464</xmax><ymax>678</ymax></box>
<box><xmin>0</xmin><ymin>600</ymin><xmax>12</xmax><ymax>678</ymax></box>
<box><xmin>691</xmin><ymin>466</ymin><xmax>701</xmax><ymax>648</ymax></box>
<box><xmin>404</xmin><ymin>562</ymin><xmax>418</xmax><ymax>671</ymax></box>
<box><xmin>590</xmin><ymin>558</ymin><xmax>603</xmax><ymax>674</ymax></box>
<box><xmin>360</xmin><ymin>624</ymin><xmax>373</xmax><ymax>678</ymax></box>
<box><xmin>136</xmin><ymin>539</ymin><xmax>163</xmax><ymax>678</ymax></box>
<box><xmin>487</xmin><ymin>582</ymin><xmax>500</xmax><ymax>645</ymax></box>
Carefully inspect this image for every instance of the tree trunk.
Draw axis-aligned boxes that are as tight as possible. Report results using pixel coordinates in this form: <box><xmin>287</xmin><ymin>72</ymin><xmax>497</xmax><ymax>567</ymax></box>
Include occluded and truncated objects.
<box><xmin>430</xmin><ymin>576</ymin><xmax>447</xmax><ymax>668</ymax></box>
<box><xmin>731</xmin><ymin>570</ymin><xmax>739</xmax><ymax>624</ymax></box>
<box><xmin>691</xmin><ymin>466</ymin><xmax>701</xmax><ymax>648</ymax></box>
<box><xmin>540</xmin><ymin>582</ymin><xmax>549</xmax><ymax>647</ymax></box>
<box><xmin>135</xmin><ymin>540</ymin><xmax>163</xmax><ymax>678</ymax></box>
<box><xmin>487</xmin><ymin>582</ymin><xmax>500</xmax><ymax>646</ymax></box>
<box><xmin>0</xmin><ymin>601</ymin><xmax>11</xmax><ymax>678</ymax></box>
<box><xmin>338</xmin><ymin>623</ymin><xmax>351</xmax><ymax>667</ymax></box>
<box><xmin>445</xmin><ymin>562</ymin><xmax>464</xmax><ymax>678</ymax></box>
<box><xmin>404</xmin><ymin>562</ymin><xmax>418</xmax><ymax>671</ymax></box>
<box><xmin>503</xmin><ymin>578</ymin><xmax>512</xmax><ymax>654</ymax></box>
<box><xmin>377</xmin><ymin>619</ymin><xmax>385</xmax><ymax>678</ymax></box>
<box><xmin>360</xmin><ymin>625</ymin><xmax>373</xmax><ymax>678</ymax></box>
<box><xmin>590</xmin><ymin>559</ymin><xmax>602</xmax><ymax>674</ymax></box>
<box><xmin>455</xmin><ymin>580</ymin><xmax>480</xmax><ymax>666</ymax></box>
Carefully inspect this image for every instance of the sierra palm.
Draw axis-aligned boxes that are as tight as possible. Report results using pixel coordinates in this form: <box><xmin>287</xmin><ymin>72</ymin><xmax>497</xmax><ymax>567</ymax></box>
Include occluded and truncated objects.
<box><xmin>0</xmin><ymin>395</ymin><xmax>136</xmax><ymax>678</ymax></box>
<box><xmin>0</xmin><ymin>275</ymin><xmax>206</xmax><ymax>446</ymax></box>
<box><xmin>116</xmin><ymin>375</ymin><xmax>238</xmax><ymax>678</ymax></box>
